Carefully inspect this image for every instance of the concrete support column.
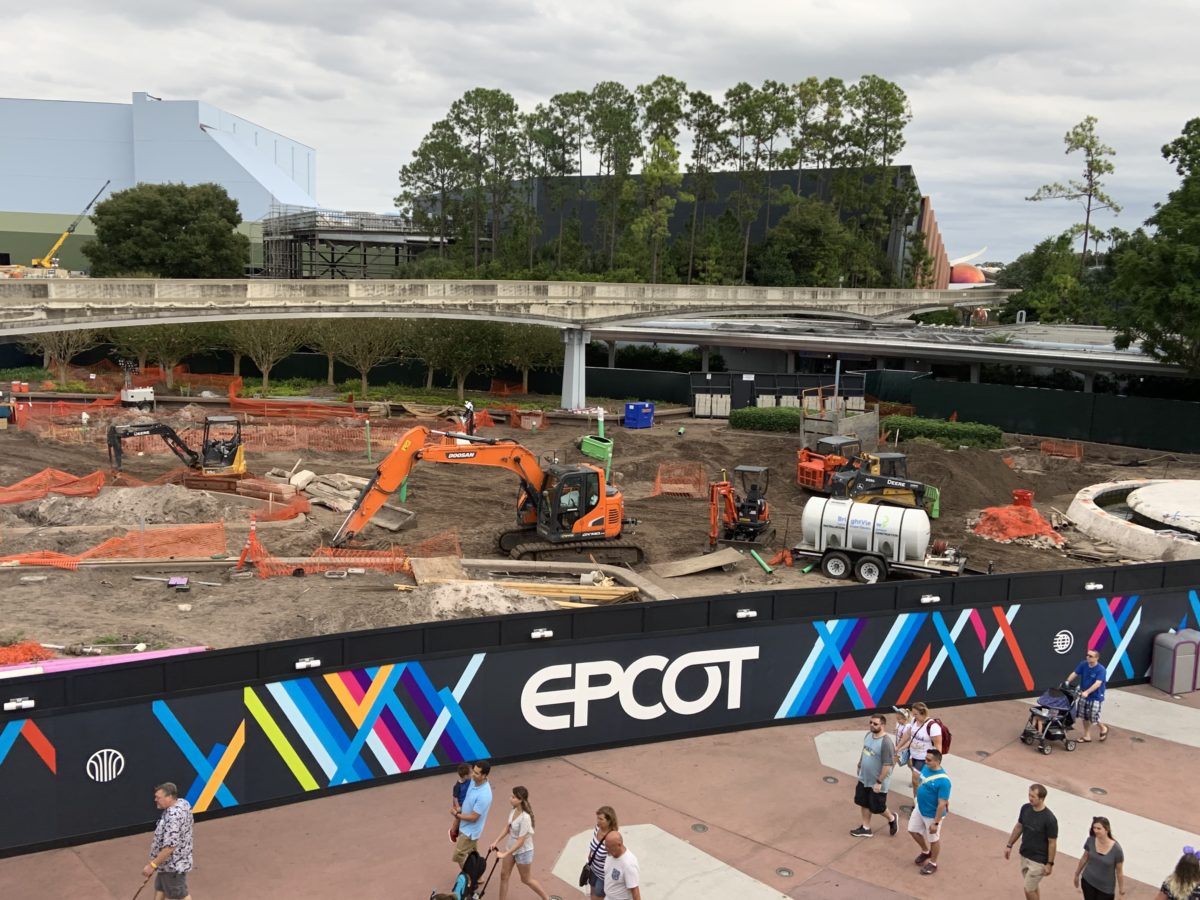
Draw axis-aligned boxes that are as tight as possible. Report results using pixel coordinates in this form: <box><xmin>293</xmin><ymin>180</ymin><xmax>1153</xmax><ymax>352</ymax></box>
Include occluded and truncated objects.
<box><xmin>561</xmin><ymin>328</ymin><xmax>591</xmax><ymax>410</ymax></box>
<box><xmin>874</xmin><ymin>357</ymin><xmax>888</xmax><ymax>371</ymax></box>
<box><xmin>785</xmin><ymin>351</ymin><xmax>796</xmax><ymax>374</ymax></box>
<box><xmin>700</xmin><ymin>345</ymin><xmax>711</xmax><ymax>373</ymax></box>
<box><xmin>1082</xmin><ymin>372</ymin><xmax>1095</xmax><ymax>393</ymax></box>
<box><xmin>969</xmin><ymin>363</ymin><xmax>981</xmax><ymax>384</ymax></box>
<box><xmin>606</xmin><ymin>340</ymin><xmax>617</xmax><ymax>369</ymax></box>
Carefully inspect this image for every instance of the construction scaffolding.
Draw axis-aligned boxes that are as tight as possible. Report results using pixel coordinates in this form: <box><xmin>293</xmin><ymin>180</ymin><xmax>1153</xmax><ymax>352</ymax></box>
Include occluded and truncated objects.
<box><xmin>260</xmin><ymin>205</ymin><xmax>449</xmax><ymax>279</ymax></box>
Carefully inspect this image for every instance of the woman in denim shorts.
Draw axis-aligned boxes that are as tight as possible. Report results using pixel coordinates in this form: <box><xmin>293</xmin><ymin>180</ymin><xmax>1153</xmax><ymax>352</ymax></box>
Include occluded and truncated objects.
<box><xmin>488</xmin><ymin>785</ymin><xmax>549</xmax><ymax>900</ymax></box>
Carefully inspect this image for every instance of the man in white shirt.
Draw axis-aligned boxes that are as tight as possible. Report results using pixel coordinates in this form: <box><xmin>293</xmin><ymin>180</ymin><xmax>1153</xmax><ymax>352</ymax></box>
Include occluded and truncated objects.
<box><xmin>603</xmin><ymin>830</ymin><xmax>642</xmax><ymax>900</ymax></box>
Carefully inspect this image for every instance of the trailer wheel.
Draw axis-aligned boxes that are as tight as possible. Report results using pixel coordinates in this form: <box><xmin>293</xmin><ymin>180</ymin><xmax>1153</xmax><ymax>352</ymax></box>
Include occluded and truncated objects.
<box><xmin>854</xmin><ymin>556</ymin><xmax>888</xmax><ymax>584</ymax></box>
<box><xmin>821</xmin><ymin>551</ymin><xmax>852</xmax><ymax>579</ymax></box>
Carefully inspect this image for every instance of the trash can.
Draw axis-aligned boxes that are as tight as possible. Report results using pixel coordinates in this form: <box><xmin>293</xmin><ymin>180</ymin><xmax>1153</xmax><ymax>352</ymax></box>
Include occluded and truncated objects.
<box><xmin>623</xmin><ymin>402</ymin><xmax>654</xmax><ymax>429</ymax></box>
<box><xmin>1151</xmin><ymin>629</ymin><xmax>1200</xmax><ymax>694</ymax></box>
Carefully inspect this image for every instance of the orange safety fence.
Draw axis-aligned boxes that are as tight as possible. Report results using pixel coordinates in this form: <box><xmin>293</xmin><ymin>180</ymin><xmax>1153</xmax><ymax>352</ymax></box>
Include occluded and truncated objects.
<box><xmin>972</xmin><ymin>505</ymin><xmax>1064</xmax><ymax>545</ymax></box>
<box><xmin>0</xmin><ymin>642</ymin><xmax>54</xmax><ymax>666</ymax></box>
<box><xmin>474</xmin><ymin>409</ymin><xmax>497</xmax><ymax>428</ymax></box>
<box><xmin>650</xmin><ymin>462</ymin><xmax>708</xmax><ymax>499</ymax></box>
<box><xmin>240</xmin><ymin>528</ymin><xmax>462</xmax><ymax>578</ymax></box>
<box><xmin>0</xmin><ymin>469</ymin><xmax>106</xmax><ymax>505</ymax></box>
<box><xmin>489</xmin><ymin>379</ymin><xmax>527</xmax><ymax>396</ymax></box>
<box><xmin>1039</xmin><ymin>440</ymin><xmax>1083</xmax><ymax>461</ymax></box>
<box><xmin>0</xmin><ymin>523</ymin><xmax>229</xmax><ymax>570</ymax></box>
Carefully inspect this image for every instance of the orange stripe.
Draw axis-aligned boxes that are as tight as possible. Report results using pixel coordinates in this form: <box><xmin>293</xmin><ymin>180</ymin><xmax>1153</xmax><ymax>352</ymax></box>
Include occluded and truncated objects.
<box><xmin>993</xmin><ymin>607</ymin><xmax>1034</xmax><ymax>690</ymax></box>
<box><xmin>898</xmin><ymin>644</ymin><xmax>932</xmax><ymax>705</ymax></box>
<box><xmin>20</xmin><ymin>720</ymin><xmax>56</xmax><ymax>774</ymax></box>
<box><xmin>194</xmin><ymin>721</ymin><xmax>245</xmax><ymax>813</ymax></box>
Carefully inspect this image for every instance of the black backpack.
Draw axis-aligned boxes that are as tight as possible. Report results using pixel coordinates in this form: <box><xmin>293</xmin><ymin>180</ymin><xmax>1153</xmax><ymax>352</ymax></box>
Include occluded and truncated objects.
<box><xmin>461</xmin><ymin>850</ymin><xmax>487</xmax><ymax>886</ymax></box>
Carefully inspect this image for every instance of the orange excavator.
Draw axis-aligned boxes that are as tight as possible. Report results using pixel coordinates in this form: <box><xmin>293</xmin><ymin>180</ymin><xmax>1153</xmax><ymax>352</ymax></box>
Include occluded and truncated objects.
<box><xmin>708</xmin><ymin>466</ymin><xmax>775</xmax><ymax>551</ymax></box>
<box><xmin>331</xmin><ymin>425</ymin><xmax>643</xmax><ymax>563</ymax></box>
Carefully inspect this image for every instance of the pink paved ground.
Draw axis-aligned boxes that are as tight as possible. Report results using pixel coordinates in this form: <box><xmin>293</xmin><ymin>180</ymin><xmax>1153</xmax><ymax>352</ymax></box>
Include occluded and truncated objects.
<box><xmin>1</xmin><ymin>687</ymin><xmax>1197</xmax><ymax>899</ymax></box>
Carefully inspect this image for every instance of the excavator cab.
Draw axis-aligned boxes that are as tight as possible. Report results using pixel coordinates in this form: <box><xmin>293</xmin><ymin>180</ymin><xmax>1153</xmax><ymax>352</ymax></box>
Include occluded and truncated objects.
<box><xmin>797</xmin><ymin>435</ymin><xmax>862</xmax><ymax>492</ymax></box>
<box><xmin>539</xmin><ymin>466</ymin><xmax>603</xmax><ymax>539</ymax></box>
<box><xmin>200</xmin><ymin>416</ymin><xmax>245</xmax><ymax>475</ymax></box>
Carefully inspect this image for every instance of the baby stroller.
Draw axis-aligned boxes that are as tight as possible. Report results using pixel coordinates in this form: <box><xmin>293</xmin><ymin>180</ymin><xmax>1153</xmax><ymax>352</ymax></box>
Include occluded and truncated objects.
<box><xmin>430</xmin><ymin>848</ymin><xmax>498</xmax><ymax>900</ymax></box>
<box><xmin>1020</xmin><ymin>683</ymin><xmax>1079</xmax><ymax>754</ymax></box>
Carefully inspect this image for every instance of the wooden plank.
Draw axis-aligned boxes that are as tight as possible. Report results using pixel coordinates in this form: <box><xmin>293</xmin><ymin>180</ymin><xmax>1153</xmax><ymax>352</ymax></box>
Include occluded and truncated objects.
<box><xmin>651</xmin><ymin>546</ymin><xmax>744</xmax><ymax>578</ymax></box>
<box><xmin>408</xmin><ymin>556</ymin><xmax>468</xmax><ymax>585</ymax></box>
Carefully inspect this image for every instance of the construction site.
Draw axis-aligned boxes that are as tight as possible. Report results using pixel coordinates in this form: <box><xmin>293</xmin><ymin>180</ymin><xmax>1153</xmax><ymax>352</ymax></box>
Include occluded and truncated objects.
<box><xmin>3</xmin><ymin>367</ymin><xmax>1200</xmax><ymax>665</ymax></box>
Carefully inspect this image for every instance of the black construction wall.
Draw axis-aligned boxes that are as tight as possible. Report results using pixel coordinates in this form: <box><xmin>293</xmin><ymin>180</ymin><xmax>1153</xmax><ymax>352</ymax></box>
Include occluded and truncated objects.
<box><xmin>2</xmin><ymin>561</ymin><xmax>1197</xmax><ymax>856</ymax></box>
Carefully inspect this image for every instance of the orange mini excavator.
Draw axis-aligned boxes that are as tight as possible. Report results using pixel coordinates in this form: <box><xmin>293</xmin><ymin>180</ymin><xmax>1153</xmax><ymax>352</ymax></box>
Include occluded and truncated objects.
<box><xmin>708</xmin><ymin>465</ymin><xmax>775</xmax><ymax>550</ymax></box>
<box><xmin>331</xmin><ymin>425</ymin><xmax>643</xmax><ymax>563</ymax></box>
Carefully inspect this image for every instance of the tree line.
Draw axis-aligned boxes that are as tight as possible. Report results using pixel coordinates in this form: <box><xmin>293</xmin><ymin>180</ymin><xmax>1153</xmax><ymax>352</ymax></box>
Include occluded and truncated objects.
<box><xmin>21</xmin><ymin>319</ymin><xmax>564</xmax><ymax>400</ymax></box>
<box><xmin>995</xmin><ymin>116</ymin><xmax>1200</xmax><ymax>374</ymax></box>
<box><xmin>395</xmin><ymin>75</ymin><xmax>926</xmax><ymax>288</ymax></box>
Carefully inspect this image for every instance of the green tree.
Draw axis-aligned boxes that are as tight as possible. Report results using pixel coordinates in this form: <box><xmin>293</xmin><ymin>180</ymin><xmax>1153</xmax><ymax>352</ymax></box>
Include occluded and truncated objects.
<box><xmin>82</xmin><ymin>183</ymin><xmax>249</xmax><ymax>277</ymax></box>
<box><xmin>107</xmin><ymin>324</ymin><xmax>211</xmax><ymax>388</ymax></box>
<box><xmin>499</xmin><ymin>324</ymin><xmax>562</xmax><ymax>391</ymax></box>
<box><xmin>780</xmin><ymin>76</ymin><xmax>822</xmax><ymax>198</ymax></box>
<box><xmin>224</xmin><ymin>320</ymin><xmax>308</xmax><ymax>392</ymax></box>
<box><xmin>325</xmin><ymin>319</ymin><xmax>409</xmax><ymax>395</ymax></box>
<box><xmin>636</xmin><ymin>75</ymin><xmax>688</xmax><ymax>145</ymax></box>
<box><xmin>450</xmin><ymin>88</ymin><xmax>521</xmax><ymax>272</ymax></box>
<box><xmin>586</xmin><ymin>81</ymin><xmax>641</xmax><ymax>269</ymax></box>
<box><xmin>997</xmin><ymin>233</ymin><xmax>1093</xmax><ymax>323</ymax></box>
<box><xmin>725</xmin><ymin>82</ymin><xmax>774</xmax><ymax>283</ymax></box>
<box><xmin>752</xmin><ymin>197</ymin><xmax>857</xmax><ymax>286</ymax></box>
<box><xmin>396</xmin><ymin>119</ymin><xmax>464</xmax><ymax>258</ymax></box>
<box><xmin>21</xmin><ymin>329</ymin><xmax>100</xmax><ymax>384</ymax></box>
<box><xmin>550</xmin><ymin>90</ymin><xmax>591</xmax><ymax>251</ymax></box>
<box><xmin>1113</xmin><ymin>119</ymin><xmax>1200</xmax><ymax>373</ymax></box>
<box><xmin>682</xmin><ymin>90</ymin><xmax>730</xmax><ymax>283</ymax></box>
<box><xmin>404</xmin><ymin>319</ymin><xmax>505</xmax><ymax>399</ymax></box>
<box><xmin>629</xmin><ymin>136</ymin><xmax>687</xmax><ymax>282</ymax></box>
<box><xmin>1027</xmin><ymin>115</ymin><xmax>1121</xmax><ymax>276</ymax></box>
<box><xmin>529</xmin><ymin>100</ymin><xmax>578</xmax><ymax>269</ymax></box>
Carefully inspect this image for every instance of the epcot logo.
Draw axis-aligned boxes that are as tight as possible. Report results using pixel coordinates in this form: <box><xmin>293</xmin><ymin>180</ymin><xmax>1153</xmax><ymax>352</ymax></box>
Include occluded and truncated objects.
<box><xmin>86</xmin><ymin>748</ymin><xmax>125</xmax><ymax>783</ymax></box>
<box><xmin>1053</xmin><ymin>630</ymin><xmax>1075</xmax><ymax>655</ymax></box>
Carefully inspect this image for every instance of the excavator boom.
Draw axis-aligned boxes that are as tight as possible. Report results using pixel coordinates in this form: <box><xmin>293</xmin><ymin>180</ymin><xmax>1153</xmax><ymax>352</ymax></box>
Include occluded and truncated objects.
<box><xmin>332</xmin><ymin>426</ymin><xmax>550</xmax><ymax>546</ymax></box>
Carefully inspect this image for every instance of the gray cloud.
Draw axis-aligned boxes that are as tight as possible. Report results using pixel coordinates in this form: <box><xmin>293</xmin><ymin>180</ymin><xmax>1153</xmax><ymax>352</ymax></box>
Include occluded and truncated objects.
<box><xmin>3</xmin><ymin>0</ymin><xmax>1197</xmax><ymax>260</ymax></box>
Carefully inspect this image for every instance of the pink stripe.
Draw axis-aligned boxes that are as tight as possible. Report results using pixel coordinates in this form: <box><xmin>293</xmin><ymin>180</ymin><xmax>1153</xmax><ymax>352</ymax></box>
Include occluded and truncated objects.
<box><xmin>815</xmin><ymin>652</ymin><xmax>874</xmax><ymax>714</ymax></box>
<box><xmin>969</xmin><ymin>609</ymin><xmax>988</xmax><ymax>648</ymax></box>
<box><xmin>339</xmin><ymin>671</ymin><xmax>368</xmax><ymax>703</ymax></box>
<box><xmin>373</xmin><ymin>719</ymin><xmax>412</xmax><ymax>771</ymax></box>
<box><xmin>0</xmin><ymin>645</ymin><xmax>208</xmax><ymax>676</ymax></box>
<box><xmin>1087</xmin><ymin>596</ymin><xmax>1123</xmax><ymax>650</ymax></box>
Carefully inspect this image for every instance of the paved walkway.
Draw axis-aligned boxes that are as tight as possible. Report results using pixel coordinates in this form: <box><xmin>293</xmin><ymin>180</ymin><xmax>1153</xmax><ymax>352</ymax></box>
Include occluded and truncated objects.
<box><xmin>1</xmin><ymin>685</ymin><xmax>1197</xmax><ymax>899</ymax></box>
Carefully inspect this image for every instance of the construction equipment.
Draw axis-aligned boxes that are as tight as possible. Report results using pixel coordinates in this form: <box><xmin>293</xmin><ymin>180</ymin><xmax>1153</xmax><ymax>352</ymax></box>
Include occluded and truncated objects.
<box><xmin>793</xmin><ymin>497</ymin><xmax>966</xmax><ymax>582</ymax></box>
<box><xmin>106</xmin><ymin>416</ymin><xmax>246</xmax><ymax>476</ymax></box>
<box><xmin>32</xmin><ymin>180</ymin><xmax>110</xmax><ymax>269</ymax></box>
<box><xmin>708</xmin><ymin>465</ymin><xmax>776</xmax><ymax>550</ymax></box>
<box><xmin>796</xmin><ymin>435</ymin><xmax>862</xmax><ymax>492</ymax></box>
<box><xmin>331</xmin><ymin>425</ymin><xmax>643</xmax><ymax>563</ymax></box>
<box><xmin>827</xmin><ymin>453</ymin><xmax>941</xmax><ymax>518</ymax></box>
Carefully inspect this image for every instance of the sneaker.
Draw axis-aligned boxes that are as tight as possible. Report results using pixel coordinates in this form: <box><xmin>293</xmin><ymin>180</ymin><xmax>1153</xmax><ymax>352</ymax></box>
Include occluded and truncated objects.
<box><xmin>920</xmin><ymin>861</ymin><xmax>938</xmax><ymax>876</ymax></box>
<box><xmin>914</xmin><ymin>851</ymin><xmax>931</xmax><ymax>866</ymax></box>
<box><xmin>888</xmin><ymin>814</ymin><xmax>898</xmax><ymax>837</ymax></box>
<box><xmin>849</xmin><ymin>826</ymin><xmax>873</xmax><ymax>838</ymax></box>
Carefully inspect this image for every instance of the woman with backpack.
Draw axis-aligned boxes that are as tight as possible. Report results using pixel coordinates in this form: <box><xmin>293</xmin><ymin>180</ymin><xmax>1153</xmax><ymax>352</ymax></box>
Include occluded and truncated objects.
<box><xmin>902</xmin><ymin>702</ymin><xmax>944</xmax><ymax>794</ymax></box>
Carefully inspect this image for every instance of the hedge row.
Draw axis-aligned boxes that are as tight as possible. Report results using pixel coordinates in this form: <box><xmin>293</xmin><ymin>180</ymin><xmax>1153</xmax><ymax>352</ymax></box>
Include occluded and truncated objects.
<box><xmin>728</xmin><ymin>406</ymin><xmax>802</xmax><ymax>433</ymax></box>
<box><xmin>882</xmin><ymin>415</ymin><xmax>1003</xmax><ymax>448</ymax></box>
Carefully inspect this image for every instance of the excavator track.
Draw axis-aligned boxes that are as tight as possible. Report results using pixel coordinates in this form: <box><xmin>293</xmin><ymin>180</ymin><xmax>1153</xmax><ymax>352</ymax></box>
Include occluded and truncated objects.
<box><xmin>497</xmin><ymin>528</ymin><xmax>537</xmax><ymax>553</ymax></box>
<box><xmin>509</xmin><ymin>540</ymin><xmax>644</xmax><ymax>565</ymax></box>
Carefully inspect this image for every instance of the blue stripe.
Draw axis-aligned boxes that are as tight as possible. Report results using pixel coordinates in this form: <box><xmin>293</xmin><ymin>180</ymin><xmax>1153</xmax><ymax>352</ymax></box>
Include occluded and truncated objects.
<box><xmin>1189</xmin><ymin>590</ymin><xmax>1200</xmax><ymax>629</ymax></box>
<box><xmin>1114</xmin><ymin>595</ymin><xmax>1138</xmax><ymax>631</ymax></box>
<box><xmin>0</xmin><ymin>719</ymin><xmax>25</xmax><ymax>767</ymax></box>
<box><xmin>184</xmin><ymin>744</ymin><xmax>226</xmax><ymax>806</ymax></box>
<box><xmin>868</xmin><ymin>613</ymin><xmax>927</xmax><ymax>700</ymax></box>
<box><xmin>438</xmin><ymin>688</ymin><xmax>488</xmax><ymax>759</ymax></box>
<box><xmin>1096</xmin><ymin>599</ymin><xmax>1135</xmax><ymax>679</ymax></box>
<box><xmin>329</xmin><ymin>666</ymin><xmax>404</xmax><ymax>786</ymax></box>
<box><xmin>282</xmin><ymin>680</ymin><xmax>367</xmax><ymax>783</ymax></box>
<box><xmin>795</xmin><ymin>619</ymin><xmax>858</xmax><ymax>714</ymax></box>
<box><xmin>152</xmin><ymin>701</ymin><xmax>237</xmax><ymax>808</ymax></box>
<box><xmin>931</xmin><ymin>613</ymin><xmax>976</xmax><ymax>697</ymax></box>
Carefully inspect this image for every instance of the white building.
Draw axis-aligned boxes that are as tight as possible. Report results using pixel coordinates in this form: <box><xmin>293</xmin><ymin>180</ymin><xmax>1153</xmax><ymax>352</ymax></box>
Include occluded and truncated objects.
<box><xmin>0</xmin><ymin>92</ymin><xmax>317</xmax><ymax>269</ymax></box>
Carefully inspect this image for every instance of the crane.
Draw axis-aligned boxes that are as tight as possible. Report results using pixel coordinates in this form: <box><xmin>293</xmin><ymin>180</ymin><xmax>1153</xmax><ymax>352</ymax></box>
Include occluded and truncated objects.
<box><xmin>32</xmin><ymin>180</ymin><xmax>111</xmax><ymax>269</ymax></box>
<box><xmin>331</xmin><ymin>425</ymin><xmax>643</xmax><ymax>563</ymax></box>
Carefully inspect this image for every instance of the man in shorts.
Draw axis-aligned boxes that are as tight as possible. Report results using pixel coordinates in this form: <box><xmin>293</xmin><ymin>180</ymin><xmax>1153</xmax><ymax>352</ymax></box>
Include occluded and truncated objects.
<box><xmin>850</xmin><ymin>713</ymin><xmax>898</xmax><ymax>837</ymax></box>
<box><xmin>907</xmin><ymin>749</ymin><xmax>950</xmax><ymax>876</ymax></box>
<box><xmin>450</xmin><ymin>760</ymin><xmax>493</xmax><ymax>869</ymax></box>
<box><xmin>1004</xmin><ymin>783</ymin><xmax>1058</xmax><ymax>899</ymax></box>
<box><xmin>1066</xmin><ymin>649</ymin><xmax>1109</xmax><ymax>742</ymax></box>
<box><xmin>142</xmin><ymin>782</ymin><xmax>194</xmax><ymax>900</ymax></box>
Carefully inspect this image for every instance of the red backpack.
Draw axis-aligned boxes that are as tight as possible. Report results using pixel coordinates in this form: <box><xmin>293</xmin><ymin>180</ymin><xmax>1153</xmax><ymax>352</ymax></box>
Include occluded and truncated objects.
<box><xmin>921</xmin><ymin>717</ymin><xmax>953</xmax><ymax>755</ymax></box>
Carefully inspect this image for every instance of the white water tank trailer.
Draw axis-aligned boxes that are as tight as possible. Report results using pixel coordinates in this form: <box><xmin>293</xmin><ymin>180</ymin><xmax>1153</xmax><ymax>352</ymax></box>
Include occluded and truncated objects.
<box><xmin>795</xmin><ymin>496</ymin><xmax>965</xmax><ymax>582</ymax></box>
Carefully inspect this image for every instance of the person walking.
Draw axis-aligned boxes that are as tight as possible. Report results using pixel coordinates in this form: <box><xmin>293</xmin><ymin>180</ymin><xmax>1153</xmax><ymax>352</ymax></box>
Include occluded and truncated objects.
<box><xmin>1066</xmin><ymin>649</ymin><xmax>1110</xmax><ymax>742</ymax></box>
<box><xmin>1155</xmin><ymin>847</ymin><xmax>1200</xmax><ymax>900</ymax></box>
<box><xmin>1004</xmin><ymin>783</ymin><xmax>1059</xmax><ymax>900</ymax></box>
<box><xmin>1073</xmin><ymin>816</ymin><xmax>1126</xmax><ymax>900</ymax></box>
<box><xmin>488</xmin><ymin>786</ymin><xmax>549</xmax><ymax>900</ymax></box>
<box><xmin>893</xmin><ymin>706</ymin><xmax>915</xmax><ymax>770</ymax></box>
<box><xmin>142</xmin><ymin>782</ymin><xmax>194</xmax><ymax>900</ymax></box>
<box><xmin>850</xmin><ymin>713</ymin><xmax>899</xmax><ymax>838</ymax></box>
<box><xmin>907</xmin><ymin>748</ymin><xmax>950</xmax><ymax>876</ymax></box>
<box><xmin>603</xmin><ymin>830</ymin><xmax>642</xmax><ymax>900</ymax></box>
<box><xmin>451</xmin><ymin>760</ymin><xmax>493</xmax><ymax>869</ymax></box>
<box><xmin>903</xmin><ymin>701</ymin><xmax>943</xmax><ymax>794</ymax></box>
<box><xmin>585</xmin><ymin>806</ymin><xmax>618</xmax><ymax>900</ymax></box>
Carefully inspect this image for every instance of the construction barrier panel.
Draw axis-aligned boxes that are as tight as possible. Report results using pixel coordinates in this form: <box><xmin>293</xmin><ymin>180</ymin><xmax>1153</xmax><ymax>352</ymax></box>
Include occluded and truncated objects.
<box><xmin>650</xmin><ymin>462</ymin><xmax>708</xmax><ymax>498</ymax></box>
<box><xmin>0</xmin><ymin>559</ymin><xmax>1197</xmax><ymax>855</ymax></box>
<box><xmin>1039</xmin><ymin>440</ymin><xmax>1084</xmax><ymax>460</ymax></box>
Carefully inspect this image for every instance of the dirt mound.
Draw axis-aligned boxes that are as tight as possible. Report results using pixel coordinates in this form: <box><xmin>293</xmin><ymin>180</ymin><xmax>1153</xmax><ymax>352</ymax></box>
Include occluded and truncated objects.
<box><xmin>902</xmin><ymin>445</ymin><xmax>1043</xmax><ymax>517</ymax></box>
<box><xmin>15</xmin><ymin>485</ymin><xmax>241</xmax><ymax>527</ymax></box>
<box><xmin>287</xmin><ymin>580</ymin><xmax>560</xmax><ymax>637</ymax></box>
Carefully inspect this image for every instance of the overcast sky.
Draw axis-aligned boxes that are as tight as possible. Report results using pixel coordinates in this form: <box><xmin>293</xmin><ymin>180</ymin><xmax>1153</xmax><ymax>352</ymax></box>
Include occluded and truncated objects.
<box><xmin>7</xmin><ymin>1</ymin><xmax>1198</xmax><ymax>262</ymax></box>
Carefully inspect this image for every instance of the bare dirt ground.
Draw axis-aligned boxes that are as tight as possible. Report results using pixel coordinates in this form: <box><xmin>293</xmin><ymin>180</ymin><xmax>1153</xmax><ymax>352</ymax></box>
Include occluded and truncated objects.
<box><xmin>2</xmin><ymin>415</ymin><xmax>1198</xmax><ymax>652</ymax></box>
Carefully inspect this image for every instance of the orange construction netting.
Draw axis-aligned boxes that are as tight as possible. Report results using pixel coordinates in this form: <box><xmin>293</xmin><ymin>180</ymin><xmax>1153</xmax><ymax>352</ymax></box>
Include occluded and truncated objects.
<box><xmin>973</xmin><ymin>505</ymin><xmax>1065</xmax><ymax>545</ymax></box>
<box><xmin>0</xmin><ymin>469</ymin><xmax>106</xmax><ymax>505</ymax></box>
<box><xmin>0</xmin><ymin>642</ymin><xmax>54</xmax><ymax>666</ymax></box>
<box><xmin>489</xmin><ymin>379</ymin><xmax>527</xmax><ymax>396</ymax></box>
<box><xmin>0</xmin><ymin>523</ymin><xmax>229</xmax><ymax>570</ymax></box>
<box><xmin>650</xmin><ymin>462</ymin><xmax>708</xmax><ymax>499</ymax></box>
<box><xmin>1039</xmin><ymin>440</ymin><xmax>1084</xmax><ymax>461</ymax></box>
<box><xmin>238</xmin><ymin>528</ymin><xmax>462</xmax><ymax>578</ymax></box>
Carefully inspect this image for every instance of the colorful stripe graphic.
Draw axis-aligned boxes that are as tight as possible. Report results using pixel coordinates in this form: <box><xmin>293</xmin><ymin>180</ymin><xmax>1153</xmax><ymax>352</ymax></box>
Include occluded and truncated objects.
<box><xmin>0</xmin><ymin>719</ymin><xmax>56</xmax><ymax>773</ymax></box>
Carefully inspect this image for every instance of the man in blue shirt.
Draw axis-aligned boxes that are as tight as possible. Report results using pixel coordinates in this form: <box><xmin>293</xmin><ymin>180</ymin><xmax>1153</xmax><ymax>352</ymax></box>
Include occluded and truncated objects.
<box><xmin>1066</xmin><ymin>649</ymin><xmax>1109</xmax><ymax>742</ymax></box>
<box><xmin>451</xmin><ymin>760</ymin><xmax>493</xmax><ymax>869</ymax></box>
<box><xmin>907</xmin><ymin>749</ymin><xmax>951</xmax><ymax>876</ymax></box>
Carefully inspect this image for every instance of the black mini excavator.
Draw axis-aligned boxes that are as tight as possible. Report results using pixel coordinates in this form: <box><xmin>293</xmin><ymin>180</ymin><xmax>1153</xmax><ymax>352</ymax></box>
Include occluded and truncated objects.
<box><xmin>106</xmin><ymin>416</ymin><xmax>246</xmax><ymax>476</ymax></box>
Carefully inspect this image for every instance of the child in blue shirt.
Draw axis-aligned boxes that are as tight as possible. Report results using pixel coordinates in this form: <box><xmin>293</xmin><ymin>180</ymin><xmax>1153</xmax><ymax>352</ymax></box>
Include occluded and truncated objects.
<box><xmin>449</xmin><ymin>763</ymin><xmax>472</xmax><ymax>842</ymax></box>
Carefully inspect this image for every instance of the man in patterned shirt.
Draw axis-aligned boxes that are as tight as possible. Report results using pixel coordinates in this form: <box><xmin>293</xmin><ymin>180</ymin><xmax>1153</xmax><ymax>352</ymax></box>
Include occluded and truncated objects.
<box><xmin>142</xmin><ymin>782</ymin><xmax>194</xmax><ymax>899</ymax></box>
